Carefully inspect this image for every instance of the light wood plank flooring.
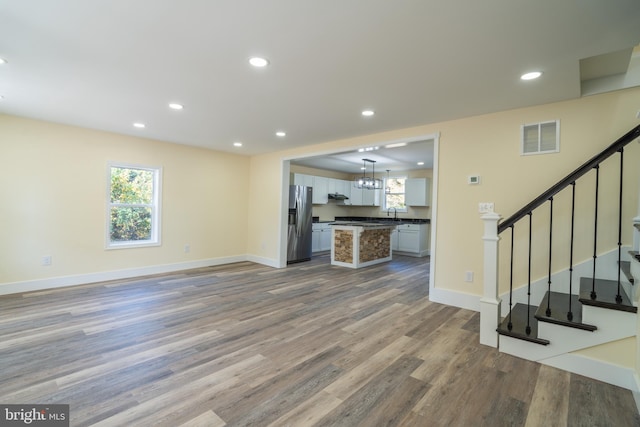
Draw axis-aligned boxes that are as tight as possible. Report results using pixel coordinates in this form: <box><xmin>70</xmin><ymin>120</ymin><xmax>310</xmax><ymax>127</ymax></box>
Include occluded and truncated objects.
<box><xmin>1</xmin><ymin>254</ymin><xmax>638</xmax><ymax>426</ymax></box>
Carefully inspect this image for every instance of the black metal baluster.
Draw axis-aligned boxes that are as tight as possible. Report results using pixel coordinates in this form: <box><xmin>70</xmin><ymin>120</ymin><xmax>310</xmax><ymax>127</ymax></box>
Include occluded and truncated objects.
<box><xmin>591</xmin><ymin>165</ymin><xmax>599</xmax><ymax>299</ymax></box>
<box><xmin>546</xmin><ymin>197</ymin><xmax>553</xmax><ymax>316</ymax></box>
<box><xmin>526</xmin><ymin>212</ymin><xmax>532</xmax><ymax>335</ymax></box>
<box><xmin>508</xmin><ymin>225</ymin><xmax>514</xmax><ymax>331</ymax></box>
<box><xmin>568</xmin><ymin>182</ymin><xmax>576</xmax><ymax>321</ymax></box>
<box><xmin>616</xmin><ymin>148</ymin><xmax>624</xmax><ymax>304</ymax></box>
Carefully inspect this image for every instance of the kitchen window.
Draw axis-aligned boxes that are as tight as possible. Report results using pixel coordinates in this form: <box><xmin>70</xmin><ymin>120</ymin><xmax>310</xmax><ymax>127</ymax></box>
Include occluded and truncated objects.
<box><xmin>106</xmin><ymin>162</ymin><xmax>162</xmax><ymax>249</ymax></box>
<box><xmin>383</xmin><ymin>176</ymin><xmax>407</xmax><ymax>212</ymax></box>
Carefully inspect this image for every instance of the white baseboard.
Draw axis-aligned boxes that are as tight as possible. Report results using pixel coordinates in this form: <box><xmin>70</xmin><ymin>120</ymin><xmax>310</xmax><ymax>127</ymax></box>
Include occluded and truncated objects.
<box><xmin>541</xmin><ymin>353</ymin><xmax>639</xmax><ymax>392</ymax></box>
<box><xmin>429</xmin><ymin>286</ymin><xmax>480</xmax><ymax>311</ymax></box>
<box><xmin>246</xmin><ymin>254</ymin><xmax>281</xmax><ymax>268</ymax></box>
<box><xmin>0</xmin><ymin>255</ymin><xmax>253</xmax><ymax>296</ymax></box>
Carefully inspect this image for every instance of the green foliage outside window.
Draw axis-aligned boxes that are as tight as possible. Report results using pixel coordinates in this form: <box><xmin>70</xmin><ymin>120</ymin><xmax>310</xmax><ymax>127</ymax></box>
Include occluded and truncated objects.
<box><xmin>109</xmin><ymin>167</ymin><xmax>154</xmax><ymax>242</ymax></box>
<box><xmin>385</xmin><ymin>177</ymin><xmax>406</xmax><ymax>210</ymax></box>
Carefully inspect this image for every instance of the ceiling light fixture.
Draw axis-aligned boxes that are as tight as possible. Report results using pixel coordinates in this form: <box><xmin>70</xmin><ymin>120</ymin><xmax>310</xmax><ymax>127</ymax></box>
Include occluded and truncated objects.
<box><xmin>354</xmin><ymin>159</ymin><xmax>382</xmax><ymax>190</ymax></box>
<box><xmin>169</xmin><ymin>103</ymin><xmax>184</xmax><ymax>110</ymax></box>
<box><xmin>361</xmin><ymin>110</ymin><xmax>375</xmax><ymax>117</ymax></box>
<box><xmin>249</xmin><ymin>57</ymin><xmax>269</xmax><ymax>67</ymax></box>
<box><xmin>0</xmin><ymin>58</ymin><xmax>6</xmax><ymax>64</ymax></box>
<box><xmin>521</xmin><ymin>71</ymin><xmax>542</xmax><ymax>80</ymax></box>
<box><xmin>276</xmin><ymin>131</ymin><xmax>286</xmax><ymax>137</ymax></box>
<box><xmin>417</xmin><ymin>161</ymin><xmax>425</xmax><ymax>166</ymax></box>
<box><xmin>133</xmin><ymin>123</ymin><xmax>145</xmax><ymax>128</ymax></box>
<box><xmin>385</xmin><ymin>142</ymin><xmax>407</xmax><ymax>148</ymax></box>
<box><xmin>233</xmin><ymin>141</ymin><xmax>243</xmax><ymax>147</ymax></box>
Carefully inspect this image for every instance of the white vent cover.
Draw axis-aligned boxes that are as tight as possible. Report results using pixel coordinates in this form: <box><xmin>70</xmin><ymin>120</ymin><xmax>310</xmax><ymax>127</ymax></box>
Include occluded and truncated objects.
<box><xmin>521</xmin><ymin>120</ymin><xmax>559</xmax><ymax>155</ymax></box>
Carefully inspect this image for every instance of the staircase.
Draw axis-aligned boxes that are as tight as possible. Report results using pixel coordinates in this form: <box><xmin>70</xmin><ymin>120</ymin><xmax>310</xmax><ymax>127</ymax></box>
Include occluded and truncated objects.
<box><xmin>480</xmin><ymin>124</ymin><xmax>640</xmax><ymax>390</ymax></box>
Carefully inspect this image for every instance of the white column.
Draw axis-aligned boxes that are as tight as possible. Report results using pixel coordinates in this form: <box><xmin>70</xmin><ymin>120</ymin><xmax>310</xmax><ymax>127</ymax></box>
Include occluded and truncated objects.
<box><xmin>480</xmin><ymin>212</ymin><xmax>502</xmax><ymax>347</ymax></box>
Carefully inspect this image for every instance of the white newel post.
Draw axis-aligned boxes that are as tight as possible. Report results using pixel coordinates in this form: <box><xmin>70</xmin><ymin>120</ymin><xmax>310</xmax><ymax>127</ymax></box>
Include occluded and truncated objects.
<box><xmin>480</xmin><ymin>212</ymin><xmax>502</xmax><ymax>347</ymax></box>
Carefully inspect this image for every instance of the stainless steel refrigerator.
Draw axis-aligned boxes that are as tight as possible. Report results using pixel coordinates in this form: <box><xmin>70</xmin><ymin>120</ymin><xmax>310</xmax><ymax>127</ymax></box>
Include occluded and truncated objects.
<box><xmin>287</xmin><ymin>185</ymin><xmax>313</xmax><ymax>264</ymax></box>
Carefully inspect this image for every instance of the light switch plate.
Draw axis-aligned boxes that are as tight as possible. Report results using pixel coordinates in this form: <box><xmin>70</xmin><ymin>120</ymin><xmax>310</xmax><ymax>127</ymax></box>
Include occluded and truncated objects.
<box><xmin>478</xmin><ymin>202</ymin><xmax>494</xmax><ymax>213</ymax></box>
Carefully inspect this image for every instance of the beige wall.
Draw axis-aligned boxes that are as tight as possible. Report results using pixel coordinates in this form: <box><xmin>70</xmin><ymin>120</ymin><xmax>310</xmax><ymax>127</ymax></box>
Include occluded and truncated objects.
<box><xmin>0</xmin><ymin>114</ymin><xmax>250</xmax><ymax>286</ymax></box>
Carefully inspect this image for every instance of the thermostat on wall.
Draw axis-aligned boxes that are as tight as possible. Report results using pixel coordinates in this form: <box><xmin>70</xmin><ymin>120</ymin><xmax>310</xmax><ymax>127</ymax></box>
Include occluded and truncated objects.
<box><xmin>468</xmin><ymin>175</ymin><xmax>480</xmax><ymax>185</ymax></box>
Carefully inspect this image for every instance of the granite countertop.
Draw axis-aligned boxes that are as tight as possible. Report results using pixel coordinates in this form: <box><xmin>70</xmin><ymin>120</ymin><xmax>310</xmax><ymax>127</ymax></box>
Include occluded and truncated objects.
<box><xmin>330</xmin><ymin>221</ymin><xmax>397</xmax><ymax>228</ymax></box>
<box><xmin>333</xmin><ymin>216</ymin><xmax>430</xmax><ymax>225</ymax></box>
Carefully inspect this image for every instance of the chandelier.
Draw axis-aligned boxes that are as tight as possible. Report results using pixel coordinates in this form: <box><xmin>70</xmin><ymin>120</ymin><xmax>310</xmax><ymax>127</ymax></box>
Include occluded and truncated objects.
<box><xmin>353</xmin><ymin>159</ymin><xmax>382</xmax><ymax>190</ymax></box>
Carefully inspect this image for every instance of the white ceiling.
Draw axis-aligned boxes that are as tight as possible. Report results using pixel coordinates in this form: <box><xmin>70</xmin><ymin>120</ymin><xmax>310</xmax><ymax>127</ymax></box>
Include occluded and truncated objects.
<box><xmin>1</xmin><ymin>0</ymin><xmax>640</xmax><ymax>163</ymax></box>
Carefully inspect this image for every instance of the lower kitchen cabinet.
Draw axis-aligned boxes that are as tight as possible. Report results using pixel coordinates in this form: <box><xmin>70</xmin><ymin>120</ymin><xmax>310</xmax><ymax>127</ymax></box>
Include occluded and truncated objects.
<box><xmin>392</xmin><ymin>223</ymin><xmax>429</xmax><ymax>257</ymax></box>
<box><xmin>312</xmin><ymin>223</ymin><xmax>332</xmax><ymax>252</ymax></box>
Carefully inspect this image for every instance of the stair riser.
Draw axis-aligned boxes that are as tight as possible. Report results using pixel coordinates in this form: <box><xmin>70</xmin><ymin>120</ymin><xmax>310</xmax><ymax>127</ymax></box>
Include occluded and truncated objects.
<box><xmin>630</xmin><ymin>260</ymin><xmax>640</xmax><ymax>302</ymax></box>
<box><xmin>500</xmin><ymin>246</ymin><xmax>633</xmax><ymax>317</ymax></box>
<box><xmin>500</xmin><ymin>307</ymin><xmax>636</xmax><ymax>361</ymax></box>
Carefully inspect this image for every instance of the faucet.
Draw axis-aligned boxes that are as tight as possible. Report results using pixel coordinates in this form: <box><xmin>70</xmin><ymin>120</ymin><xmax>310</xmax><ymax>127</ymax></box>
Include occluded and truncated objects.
<box><xmin>387</xmin><ymin>207</ymin><xmax>397</xmax><ymax>221</ymax></box>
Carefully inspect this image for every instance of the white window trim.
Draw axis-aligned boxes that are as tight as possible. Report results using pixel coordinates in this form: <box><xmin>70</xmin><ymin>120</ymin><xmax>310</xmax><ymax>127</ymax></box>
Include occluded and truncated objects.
<box><xmin>521</xmin><ymin>120</ymin><xmax>560</xmax><ymax>156</ymax></box>
<box><xmin>382</xmin><ymin>176</ymin><xmax>409</xmax><ymax>213</ymax></box>
<box><xmin>106</xmin><ymin>162</ymin><xmax>162</xmax><ymax>250</ymax></box>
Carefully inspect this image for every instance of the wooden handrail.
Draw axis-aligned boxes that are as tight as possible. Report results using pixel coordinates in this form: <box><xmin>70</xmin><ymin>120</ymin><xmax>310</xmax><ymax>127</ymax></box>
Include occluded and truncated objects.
<box><xmin>498</xmin><ymin>124</ymin><xmax>640</xmax><ymax>234</ymax></box>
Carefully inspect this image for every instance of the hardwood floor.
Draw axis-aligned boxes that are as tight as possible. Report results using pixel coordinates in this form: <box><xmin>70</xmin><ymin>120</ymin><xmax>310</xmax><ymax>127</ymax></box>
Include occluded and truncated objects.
<box><xmin>1</xmin><ymin>254</ymin><xmax>638</xmax><ymax>426</ymax></box>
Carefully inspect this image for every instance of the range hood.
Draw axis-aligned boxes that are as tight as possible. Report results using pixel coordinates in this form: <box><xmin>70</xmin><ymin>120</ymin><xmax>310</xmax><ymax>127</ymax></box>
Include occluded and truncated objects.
<box><xmin>328</xmin><ymin>193</ymin><xmax>349</xmax><ymax>201</ymax></box>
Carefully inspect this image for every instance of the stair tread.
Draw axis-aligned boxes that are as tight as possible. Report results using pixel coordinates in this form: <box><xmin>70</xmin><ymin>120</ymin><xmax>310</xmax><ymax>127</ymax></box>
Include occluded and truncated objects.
<box><xmin>629</xmin><ymin>250</ymin><xmax>640</xmax><ymax>263</ymax></box>
<box><xmin>534</xmin><ymin>291</ymin><xmax>597</xmax><ymax>331</ymax></box>
<box><xmin>579</xmin><ymin>277</ymin><xmax>637</xmax><ymax>313</ymax></box>
<box><xmin>497</xmin><ymin>303</ymin><xmax>550</xmax><ymax>345</ymax></box>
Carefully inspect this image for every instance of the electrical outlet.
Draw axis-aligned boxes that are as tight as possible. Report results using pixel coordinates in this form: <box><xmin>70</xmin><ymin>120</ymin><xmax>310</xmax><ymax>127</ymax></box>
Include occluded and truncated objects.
<box><xmin>184</xmin><ymin>244</ymin><xmax>190</xmax><ymax>253</ymax></box>
<box><xmin>478</xmin><ymin>202</ymin><xmax>494</xmax><ymax>213</ymax></box>
<box><xmin>42</xmin><ymin>255</ymin><xmax>52</xmax><ymax>266</ymax></box>
<box><xmin>465</xmin><ymin>271</ymin><xmax>474</xmax><ymax>282</ymax></box>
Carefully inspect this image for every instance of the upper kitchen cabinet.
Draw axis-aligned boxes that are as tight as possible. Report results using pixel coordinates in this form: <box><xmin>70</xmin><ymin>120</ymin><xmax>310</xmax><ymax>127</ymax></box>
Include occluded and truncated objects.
<box><xmin>293</xmin><ymin>173</ymin><xmax>328</xmax><ymax>204</ymax></box>
<box><xmin>350</xmin><ymin>187</ymin><xmax>380</xmax><ymax>206</ymax></box>
<box><xmin>293</xmin><ymin>173</ymin><xmax>313</xmax><ymax>188</ymax></box>
<box><xmin>312</xmin><ymin>176</ymin><xmax>328</xmax><ymax>204</ymax></box>
<box><xmin>405</xmin><ymin>178</ymin><xmax>430</xmax><ymax>206</ymax></box>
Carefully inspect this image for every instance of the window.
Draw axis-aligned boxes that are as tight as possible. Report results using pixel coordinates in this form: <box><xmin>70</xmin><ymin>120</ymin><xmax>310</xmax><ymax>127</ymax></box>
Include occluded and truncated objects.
<box><xmin>107</xmin><ymin>163</ymin><xmax>161</xmax><ymax>249</ymax></box>
<box><xmin>383</xmin><ymin>177</ymin><xmax>407</xmax><ymax>212</ymax></box>
<box><xmin>521</xmin><ymin>120</ymin><xmax>559</xmax><ymax>155</ymax></box>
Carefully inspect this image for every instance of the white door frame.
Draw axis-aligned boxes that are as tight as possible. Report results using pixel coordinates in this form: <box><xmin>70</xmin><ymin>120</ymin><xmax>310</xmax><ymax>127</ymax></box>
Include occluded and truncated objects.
<box><xmin>278</xmin><ymin>132</ymin><xmax>440</xmax><ymax>295</ymax></box>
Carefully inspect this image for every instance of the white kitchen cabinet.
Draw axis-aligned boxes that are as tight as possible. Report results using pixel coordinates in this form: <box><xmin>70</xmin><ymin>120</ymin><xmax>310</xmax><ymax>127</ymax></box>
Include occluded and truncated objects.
<box><xmin>350</xmin><ymin>187</ymin><xmax>380</xmax><ymax>206</ymax></box>
<box><xmin>394</xmin><ymin>223</ymin><xmax>429</xmax><ymax>257</ymax></box>
<box><xmin>312</xmin><ymin>223</ymin><xmax>332</xmax><ymax>252</ymax></box>
<box><xmin>320</xmin><ymin>224</ymin><xmax>332</xmax><ymax>251</ymax></box>
<box><xmin>405</xmin><ymin>178</ymin><xmax>430</xmax><ymax>206</ymax></box>
<box><xmin>293</xmin><ymin>173</ymin><xmax>314</xmax><ymax>188</ymax></box>
<box><xmin>312</xmin><ymin>176</ymin><xmax>328</xmax><ymax>204</ymax></box>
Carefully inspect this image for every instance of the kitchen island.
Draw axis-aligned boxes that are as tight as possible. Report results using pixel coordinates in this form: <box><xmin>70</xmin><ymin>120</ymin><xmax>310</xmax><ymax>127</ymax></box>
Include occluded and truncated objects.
<box><xmin>330</xmin><ymin>222</ymin><xmax>396</xmax><ymax>268</ymax></box>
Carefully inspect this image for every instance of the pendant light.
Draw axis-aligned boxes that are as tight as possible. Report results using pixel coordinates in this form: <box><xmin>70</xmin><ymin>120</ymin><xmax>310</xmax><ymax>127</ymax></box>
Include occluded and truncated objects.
<box><xmin>353</xmin><ymin>159</ymin><xmax>382</xmax><ymax>190</ymax></box>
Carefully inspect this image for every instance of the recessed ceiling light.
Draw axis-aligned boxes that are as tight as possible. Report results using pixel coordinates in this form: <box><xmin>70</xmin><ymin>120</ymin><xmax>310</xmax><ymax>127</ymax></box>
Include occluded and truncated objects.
<box><xmin>417</xmin><ymin>161</ymin><xmax>425</xmax><ymax>166</ymax></box>
<box><xmin>385</xmin><ymin>142</ymin><xmax>407</xmax><ymax>148</ymax></box>
<box><xmin>276</xmin><ymin>131</ymin><xmax>286</xmax><ymax>137</ymax></box>
<box><xmin>233</xmin><ymin>142</ymin><xmax>243</xmax><ymax>147</ymax></box>
<box><xmin>0</xmin><ymin>95</ymin><xmax>4</xmax><ymax>101</ymax></box>
<box><xmin>361</xmin><ymin>110</ymin><xmax>375</xmax><ymax>117</ymax></box>
<box><xmin>249</xmin><ymin>57</ymin><xmax>269</xmax><ymax>67</ymax></box>
<box><xmin>133</xmin><ymin>123</ymin><xmax>146</xmax><ymax>128</ymax></box>
<box><xmin>521</xmin><ymin>71</ymin><xmax>542</xmax><ymax>80</ymax></box>
<box><xmin>0</xmin><ymin>58</ymin><xmax>7</xmax><ymax>64</ymax></box>
<box><xmin>169</xmin><ymin>103</ymin><xmax>184</xmax><ymax>110</ymax></box>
